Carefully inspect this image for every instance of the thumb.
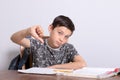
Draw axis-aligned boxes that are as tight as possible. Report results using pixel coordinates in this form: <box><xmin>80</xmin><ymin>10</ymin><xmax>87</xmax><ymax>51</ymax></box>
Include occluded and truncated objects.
<box><xmin>32</xmin><ymin>34</ymin><xmax>44</xmax><ymax>44</ymax></box>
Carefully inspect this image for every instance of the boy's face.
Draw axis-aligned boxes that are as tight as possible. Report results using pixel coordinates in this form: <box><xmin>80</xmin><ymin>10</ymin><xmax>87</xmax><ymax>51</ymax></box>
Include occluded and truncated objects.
<box><xmin>48</xmin><ymin>25</ymin><xmax>72</xmax><ymax>48</ymax></box>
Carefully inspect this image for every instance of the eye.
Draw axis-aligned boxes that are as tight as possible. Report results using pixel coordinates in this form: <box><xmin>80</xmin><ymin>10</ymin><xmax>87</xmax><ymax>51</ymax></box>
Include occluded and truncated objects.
<box><xmin>58</xmin><ymin>31</ymin><xmax>63</xmax><ymax>35</ymax></box>
<box><xmin>65</xmin><ymin>36</ymin><xmax>69</xmax><ymax>39</ymax></box>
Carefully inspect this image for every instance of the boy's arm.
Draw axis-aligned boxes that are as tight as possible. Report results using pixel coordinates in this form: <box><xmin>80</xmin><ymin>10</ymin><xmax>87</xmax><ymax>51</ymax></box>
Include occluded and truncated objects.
<box><xmin>11</xmin><ymin>25</ymin><xmax>44</xmax><ymax>48</ymax></box>
<box><xmin>11</xmin><ymin>28</ymin><xmax>30</xmax><ymax>47</ymax></box>
<box><xmin>48</xmin><ymin>55</ymin><xmax>87</xmax><ymax>70</ymax></box>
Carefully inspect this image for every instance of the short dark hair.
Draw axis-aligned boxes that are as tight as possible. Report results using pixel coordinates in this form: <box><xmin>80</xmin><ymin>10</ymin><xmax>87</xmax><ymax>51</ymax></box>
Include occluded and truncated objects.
<box><xmin>52</xmin><ymin>15</ymin><xmax>75</xmax><ymax>33</ymax></box>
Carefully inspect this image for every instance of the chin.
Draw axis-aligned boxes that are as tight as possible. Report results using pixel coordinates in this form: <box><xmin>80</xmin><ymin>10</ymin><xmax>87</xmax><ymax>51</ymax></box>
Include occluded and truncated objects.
<box><xmin>54</xmin><ymin>46</ymin><xmax>60</xmax><ymax>48</ymax></box>
<box><xmin>54</xmin><ymin>44</ymin><xmax>61</xmax><ymax>48</ymax></box>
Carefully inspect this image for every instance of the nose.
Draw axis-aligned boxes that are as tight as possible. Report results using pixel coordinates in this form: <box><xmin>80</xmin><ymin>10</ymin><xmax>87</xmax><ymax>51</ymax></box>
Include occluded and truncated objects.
<box><xmin>59</xmin><ymin>36</ymin><xmax>64</xmax><ymax>42</ymax></box>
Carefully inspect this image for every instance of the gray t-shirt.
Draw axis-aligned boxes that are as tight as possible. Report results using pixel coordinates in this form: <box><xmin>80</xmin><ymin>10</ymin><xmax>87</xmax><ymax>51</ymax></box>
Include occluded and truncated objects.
<box><xmin>30</xmin><ymin>38</ymin><xmax>79</xmax><ymax>67</ymax></box>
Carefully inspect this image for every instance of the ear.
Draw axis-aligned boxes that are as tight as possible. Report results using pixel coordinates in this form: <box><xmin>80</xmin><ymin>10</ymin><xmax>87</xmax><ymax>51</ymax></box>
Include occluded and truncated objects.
<box><xmin>48</xmin><ymin>25</ymin><xmax>53</xmax><ymax>32</ymax></box>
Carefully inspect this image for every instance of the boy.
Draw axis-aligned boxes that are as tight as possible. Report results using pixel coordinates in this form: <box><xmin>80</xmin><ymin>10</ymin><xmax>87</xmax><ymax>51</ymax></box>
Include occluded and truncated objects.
<box><xmin>11</xmin><ymin>15</ymin><xmax>86</xmax><ymax>70</ymax></box>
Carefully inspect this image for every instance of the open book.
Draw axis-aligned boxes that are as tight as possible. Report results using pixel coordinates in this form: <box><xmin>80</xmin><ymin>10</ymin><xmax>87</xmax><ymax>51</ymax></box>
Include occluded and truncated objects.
<box><xmin>64</xmin><ymin>67</ymin><xmax>120</xmax><ymax>79</ymax></box>
<box><xmin>18</xmin><ymin>67</ymin><xmax>120</xmax><ymax>79</ymax></box>
<box><xmin>18</xmin><ymin>67</ymin><xmax>73</xmax><ymax>74</ymax></box>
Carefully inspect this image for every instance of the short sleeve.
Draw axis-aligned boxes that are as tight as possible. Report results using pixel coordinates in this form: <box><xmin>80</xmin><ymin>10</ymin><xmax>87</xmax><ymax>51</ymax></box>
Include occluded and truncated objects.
<box><xmin>64</xmin><ymin>43</ymin><xmax>79</xmax><ymax>62</ymax></box>
<box><xmin>29</xmin><ymin>38</ymin><xmax>43</xmax><ymax>52</ymax></box>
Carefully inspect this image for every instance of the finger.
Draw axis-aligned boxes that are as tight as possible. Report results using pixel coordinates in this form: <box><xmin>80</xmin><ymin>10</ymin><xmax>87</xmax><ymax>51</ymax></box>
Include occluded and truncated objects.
<box><xmin>32</xmin><ymin>33</ymin><xmax>44</xmax><ymax>43</ymax></box>
<box><xmin>30</xmin><ymin>25</ymin><xmax>44</xmax><ymax>43</ymax></box>
<box><xmin>36</xmin><ymin>26</ymin><xmax>44</xmax><ymax>37</ymax></box>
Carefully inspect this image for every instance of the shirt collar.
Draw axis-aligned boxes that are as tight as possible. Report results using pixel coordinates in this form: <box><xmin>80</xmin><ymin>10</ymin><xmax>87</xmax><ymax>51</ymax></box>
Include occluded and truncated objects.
<box><xmin>45</xmin><ymin>39</ymin><xmax>61</xmax><ymax>51</ymax></box>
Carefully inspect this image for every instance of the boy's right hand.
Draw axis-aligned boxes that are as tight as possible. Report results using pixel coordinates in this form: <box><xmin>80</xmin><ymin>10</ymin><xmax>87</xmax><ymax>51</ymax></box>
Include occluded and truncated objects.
<box><xmin>27</xmin><ymin>25</ymin><xmax>44</xmax><ymax>43</ymax></box>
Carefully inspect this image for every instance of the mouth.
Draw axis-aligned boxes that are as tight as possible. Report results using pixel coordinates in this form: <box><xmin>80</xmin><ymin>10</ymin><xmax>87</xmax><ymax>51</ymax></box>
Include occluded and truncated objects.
<box><xmin>56</xmin><ymin>41</ymin><xmax>62</xmax><ymax>46</ymax></box>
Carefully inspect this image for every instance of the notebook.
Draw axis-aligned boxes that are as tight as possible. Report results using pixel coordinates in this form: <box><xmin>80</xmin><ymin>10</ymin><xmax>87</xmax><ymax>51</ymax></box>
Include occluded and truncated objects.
<box><xmin>64</xmin><ymin>67</ymin><xmax>120</xmax><ymax>79</ymax></box>
<box><xmin>18</xmin><ymin>67</ymin><xmax>120</xmax><ymax>79</ymax></box>
<box><xmin>18</xmin><ymin>67</ymin><xmax>73</xmax><ymax>74</ymax></box>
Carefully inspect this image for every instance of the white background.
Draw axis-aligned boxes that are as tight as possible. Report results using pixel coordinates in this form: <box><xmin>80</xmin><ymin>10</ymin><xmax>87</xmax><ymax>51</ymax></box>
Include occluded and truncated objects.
<box><xmin>0</xmin><ymin>0</ymin><xmax>120</xmax><ymax>70</ymax></box>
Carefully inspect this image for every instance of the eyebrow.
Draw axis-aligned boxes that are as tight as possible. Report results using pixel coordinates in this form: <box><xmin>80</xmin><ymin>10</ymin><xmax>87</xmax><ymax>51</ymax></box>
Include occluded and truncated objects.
<box><xmin>59</xmin><ymin>30</ymin><xmax>71</xmax><ymax>37</ymax></box>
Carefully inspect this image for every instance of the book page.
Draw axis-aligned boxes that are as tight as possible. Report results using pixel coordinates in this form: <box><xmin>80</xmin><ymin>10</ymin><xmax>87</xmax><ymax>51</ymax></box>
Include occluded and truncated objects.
<box><xmin>74</xmin><ymin>67</ymin><xmax>115</xmax><ymax>75</ymax></box>
<box><xmin>64</xmin><ymin>67</ymin><xmax>116</xmax><ymax>78</ymax></box>
<box><xmin>18</xmin><ymin>67</ymin><xmax>56</xmax><ymax>74</ymax></box>
<box><xmin>18</xmin><ymin>67</ymin><xmax>73</xmax><ymax>74</ymax></box>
